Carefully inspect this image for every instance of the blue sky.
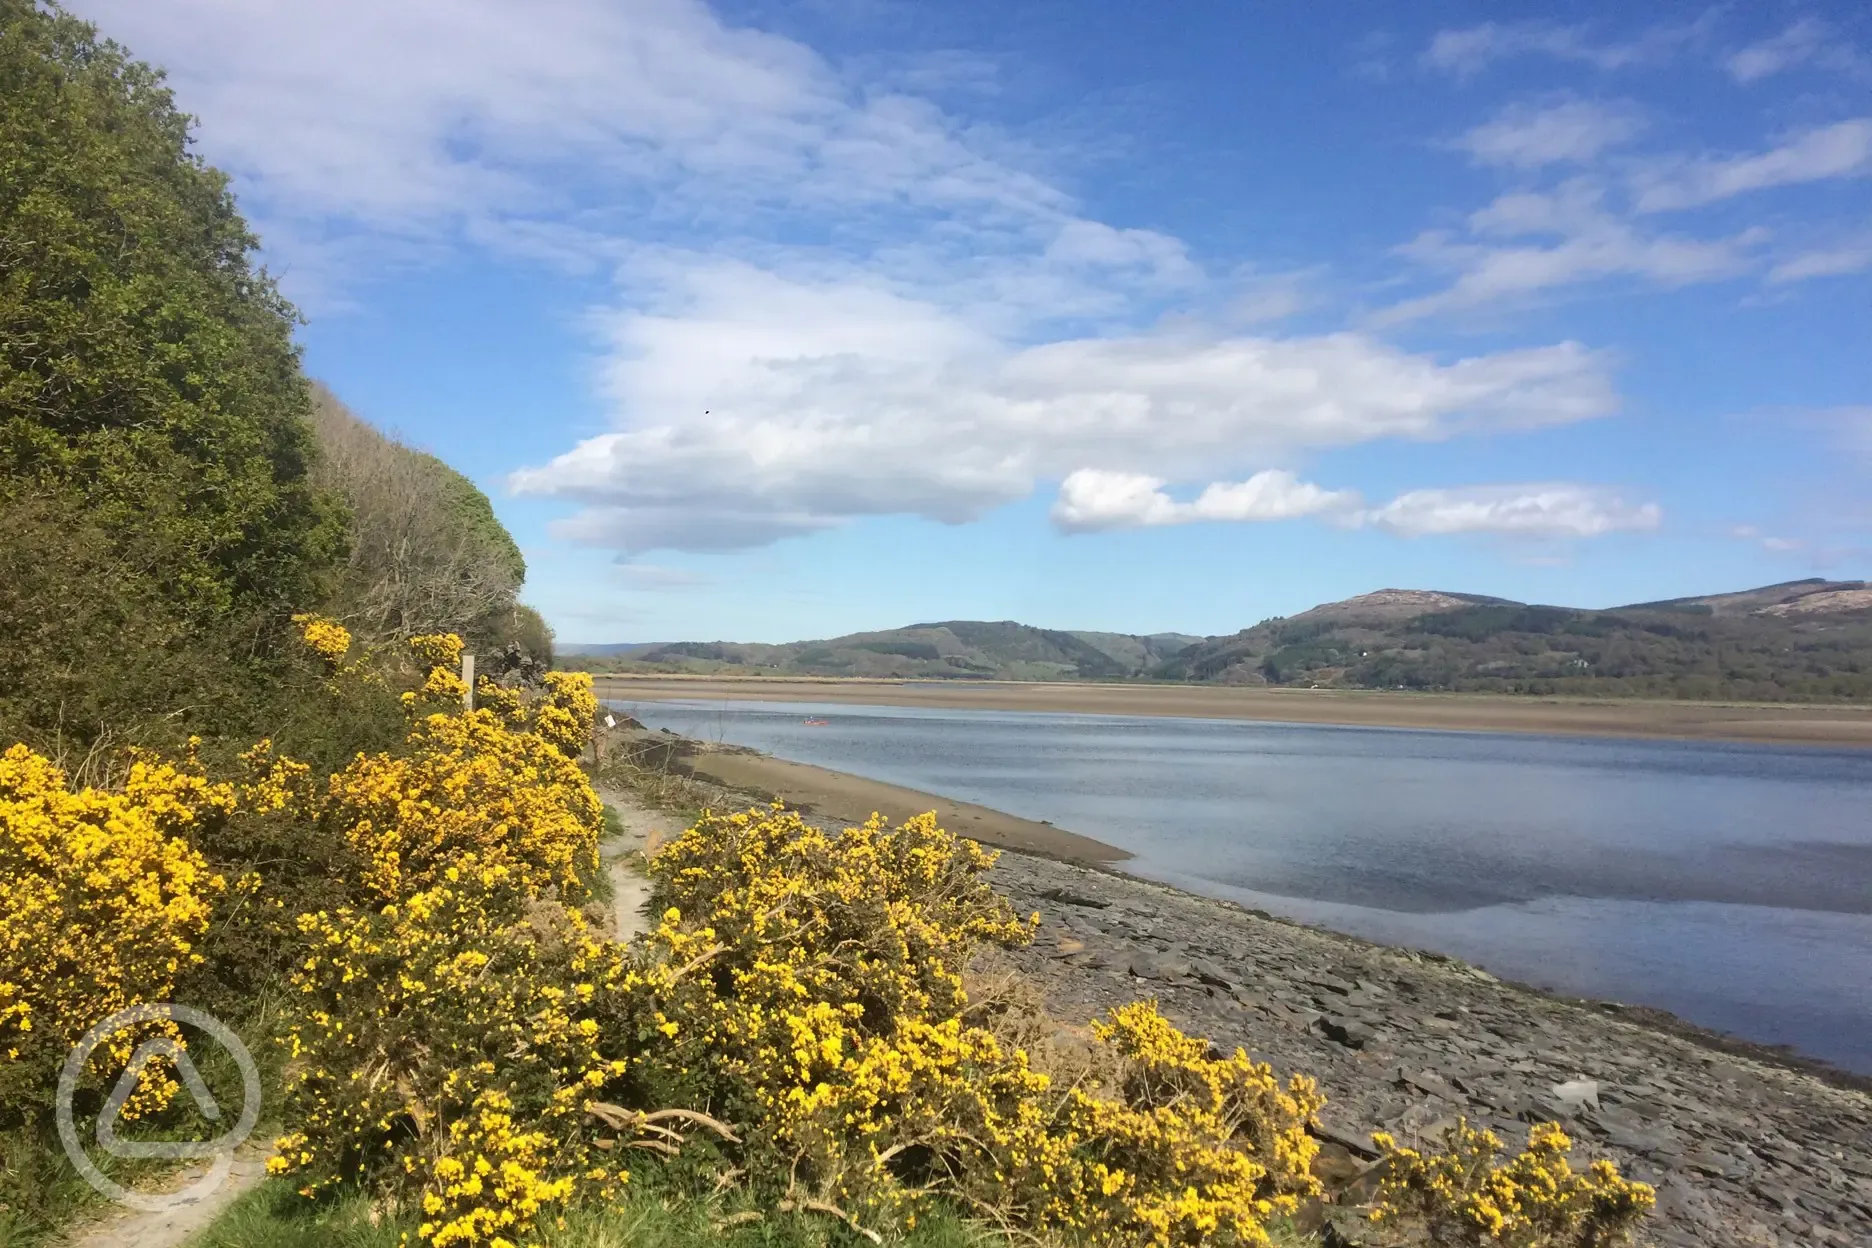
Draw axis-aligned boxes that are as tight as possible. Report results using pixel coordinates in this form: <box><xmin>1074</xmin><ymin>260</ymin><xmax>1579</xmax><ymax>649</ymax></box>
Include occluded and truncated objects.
<box><xmin>70</xmin><ymin>0</ymin><xmax>1872</xmax><ymax>642</ymax></box>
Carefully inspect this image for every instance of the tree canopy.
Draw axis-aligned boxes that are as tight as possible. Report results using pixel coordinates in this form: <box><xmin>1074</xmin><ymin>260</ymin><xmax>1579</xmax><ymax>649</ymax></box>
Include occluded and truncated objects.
<box><xmin>0</xmin><ymin>0</ymin><xmax>341</xmax><ymax>757</ymax></box>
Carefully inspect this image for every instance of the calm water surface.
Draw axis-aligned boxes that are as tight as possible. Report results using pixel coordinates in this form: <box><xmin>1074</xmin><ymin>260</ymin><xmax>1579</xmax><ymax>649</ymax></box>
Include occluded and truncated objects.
<box><xmin>611</xmin><ymin>697</ymin><xmax>1872</xmax><ymax>1074</ymax></box>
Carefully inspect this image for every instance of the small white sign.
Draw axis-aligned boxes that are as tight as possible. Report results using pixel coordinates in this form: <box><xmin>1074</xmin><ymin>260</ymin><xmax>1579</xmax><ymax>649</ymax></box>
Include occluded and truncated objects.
<box><xmin>604</xmin><ymin>714</ymin><xmax>617</xmax><ymax>728</ymax></box>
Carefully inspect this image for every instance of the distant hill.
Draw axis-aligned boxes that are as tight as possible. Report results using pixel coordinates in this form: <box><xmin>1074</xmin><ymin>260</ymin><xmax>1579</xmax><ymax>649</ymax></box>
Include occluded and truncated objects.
<box><xmin>558</xmin><ymin>642</ymin><xmax>671</xmax><ymax>657</ymax></box>
<box><xmin>1157</xmin><ymin>579</ymin><xmax>1872</xmax><ymax>701</ymax></box>
<box><xmin>564</xmin><ymin>579</ymin><xmax>1872</xmax><ymax>701</ymax></box>
<box><xmin>567</xmin><ymin>621</ymin><xmax>1201</xmax><ymax>681</ymax></box>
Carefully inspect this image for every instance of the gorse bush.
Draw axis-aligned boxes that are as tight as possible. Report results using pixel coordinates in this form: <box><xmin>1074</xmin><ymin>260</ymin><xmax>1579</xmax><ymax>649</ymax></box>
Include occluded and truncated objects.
<box><xmin>1</xmin><ymin>618</ymin><xmax>1655</xmax><ymax>1248</ymax></box>
<box><xmin>0</xmin><ymin>742</ymin><xmax>228</xmax><ymax>1123</ymax></box>
<box><xmin>613</xmin><ymin>806</ymin><xmax>1328</xmax><ymax>1246</ymax></box>
<box><xmin>1369</xmin><ymin>1119</ymin><xmax>1654</xmax><ymax>1248</ymax></box>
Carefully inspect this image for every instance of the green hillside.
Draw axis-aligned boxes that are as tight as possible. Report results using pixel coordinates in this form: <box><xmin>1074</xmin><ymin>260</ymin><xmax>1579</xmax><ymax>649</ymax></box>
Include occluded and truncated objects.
<box><xmin>572</xmin><ymin>620</ymin><xmax>1202</xmax><ymax>681</ymax></box>
<box><xmin>1156</xmin><ymin>581</ymin><xmax>1872</xmax><ymax>701</ymax></box>
<box><xmin>572</xmin><ymin>580</ymin><xmax>1872</xmax><ymax>701</ymax></box>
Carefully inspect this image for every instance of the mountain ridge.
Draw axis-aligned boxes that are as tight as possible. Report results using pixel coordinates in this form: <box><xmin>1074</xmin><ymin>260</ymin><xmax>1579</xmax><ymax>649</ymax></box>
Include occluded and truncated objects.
<box><xmin>563</xmin><ymin>578</ymin><xmax>1872</xmax><ymax>701</ymax></box>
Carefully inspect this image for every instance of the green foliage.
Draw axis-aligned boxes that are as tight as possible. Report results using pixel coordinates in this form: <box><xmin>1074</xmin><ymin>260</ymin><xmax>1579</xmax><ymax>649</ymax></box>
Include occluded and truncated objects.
<box><xmin>566</xmin><ymin>622</ymin><xmax>1178</xmax><ymax>682</ymax></box>
<box><xmin>1161</xmin><ymin>587</ymin><xmax>1872</xmax><ymax>702</ymax></box>
<box><xmin>0</xmin><ymin>0</ymin><xmax>345</xmax><ymax>758</ymax></box>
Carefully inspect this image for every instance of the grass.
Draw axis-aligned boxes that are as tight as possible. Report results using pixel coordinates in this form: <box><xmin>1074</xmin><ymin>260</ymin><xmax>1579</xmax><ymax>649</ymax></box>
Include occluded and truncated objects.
<box><xmin>191</xmin><ymin>1177</ymin><xmax>1009</xmax><ymax>1248</ymax></box>
<box><xmin>591</xmin><ymin>741</ymin><xmax>715</xmax><ymax>819</ymax></box>
<box><xmin>0</xmin><ymin>1005</ymin><xmax>288</xmax><ymax>1247</ymax></box>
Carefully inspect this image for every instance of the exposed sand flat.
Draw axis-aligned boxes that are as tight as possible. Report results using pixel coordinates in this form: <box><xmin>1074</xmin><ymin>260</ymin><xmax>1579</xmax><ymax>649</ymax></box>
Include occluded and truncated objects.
<box><xmin>594</xmin><ymin>675</ymin><xmax>1872</xmax><ymax>748</ymax></box>
<box><xmin>653</xmin><ymin>739</ymin><xmax>1131</xmax><ymax>863</ymax></box>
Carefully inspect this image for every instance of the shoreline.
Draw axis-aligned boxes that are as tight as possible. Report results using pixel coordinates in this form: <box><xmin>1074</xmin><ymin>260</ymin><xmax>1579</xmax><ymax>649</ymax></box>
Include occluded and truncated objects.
<box><xmin>592</xmin><ymin>674</ymin><xmax>1872</xmax><ymax>749</ymax></box>
<box><xmin>619</xmin><ymin>728</ymin><xmax>1132</xmax><ymax>863</ymax></box>
<box><xmin>601</xmin><ymin>725</ymin><xmax>1872</xmax><ymax>1246</ymax></box>
<box><xmin>604</xmin><ymin>721</ymin><xmax>1869</xmax><ymax>1093</ymax></box>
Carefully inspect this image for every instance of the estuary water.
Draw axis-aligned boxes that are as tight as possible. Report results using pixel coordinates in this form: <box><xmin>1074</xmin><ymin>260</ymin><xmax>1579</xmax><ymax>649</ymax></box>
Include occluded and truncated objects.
<box><xmin>611</xmin><ymin>696</ymin><xmax>1872</xmax><ymax>1074</ymax></box>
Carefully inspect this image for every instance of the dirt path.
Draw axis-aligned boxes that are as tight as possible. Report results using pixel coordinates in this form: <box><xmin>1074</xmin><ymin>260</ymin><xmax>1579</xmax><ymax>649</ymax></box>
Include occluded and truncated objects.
<box><xmin>595</xmin><ymin>784</ymin><xmax>688</xmax><ymax>943</ymax></box>
<box><xmin>53</xmin><ymin>1142</ymin><xmax>270</xmax><ymax>1248</ymax></box>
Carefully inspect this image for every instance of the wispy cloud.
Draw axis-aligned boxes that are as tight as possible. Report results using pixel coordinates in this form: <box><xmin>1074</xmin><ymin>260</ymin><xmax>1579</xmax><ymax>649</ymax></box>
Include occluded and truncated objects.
<box><xmin>1455</xmin><ymin>98</ymin><xmax>1646</xmax><ymax>169</ymax></box>
<box><xmin>1377</xmin><ymin>181</ymin><xmax>1762</xmax><ymax>324</ymax></box>
<box><xmin>1635</xmin><ymin>118</ymin><xmax>1872</xmax><ymax>212</ymax></box>
<box><xmin>1768</xmin><ymin>238</ymin><xmax>1872</xmax><ymax>283</ymax></box>
<box><xmin>1422</xmin><ymin>19</ymin><xmax>1706</xmax><ymax>79</ymax></box>
<box><xmin>1356</xmin><ymin>484</ymin><xmax>1661</xmax><ymax>538</ymax></box>
<box><xmin>1728</xmin><ymin>19</ymin><xmax>1827</xmax><ymax>82</ymax></box>
<box><xmin>72</xmin><ymin>0</ymin><xmax>1662</xmax><ymax>563</ymax></box>
<box><xmin>1725</xmin><ymin>18</ymin><xmax>1869</xmax><ymax>83</ymax></box>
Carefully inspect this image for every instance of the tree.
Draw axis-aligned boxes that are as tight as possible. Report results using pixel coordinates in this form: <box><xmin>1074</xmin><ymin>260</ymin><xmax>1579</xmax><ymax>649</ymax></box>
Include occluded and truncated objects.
<box><xmin>0</xmin><ymin>0</ymin><xmax>345</xmax><ymax>758</ymax></box>
<box><xmin>307</xmin><ymin>385</ymin><xmax>547</xmax><ymax>657</ymax></box>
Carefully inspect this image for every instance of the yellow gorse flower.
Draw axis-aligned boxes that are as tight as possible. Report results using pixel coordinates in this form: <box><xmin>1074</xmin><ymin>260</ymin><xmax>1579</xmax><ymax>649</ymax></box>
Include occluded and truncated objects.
<box><xmin>0</xmin><ymin>744</ymin><xmax>227</xmax><ymax>1117</ymax></box>
<box><xmin>1370</xmin><ymin>1117</ymin><xmax>1655</xmax><ymax>1246</ymax></box>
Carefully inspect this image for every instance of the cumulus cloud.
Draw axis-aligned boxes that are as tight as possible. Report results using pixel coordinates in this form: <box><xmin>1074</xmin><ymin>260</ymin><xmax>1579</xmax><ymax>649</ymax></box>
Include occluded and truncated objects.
<box><xmin>1456</xmin><ymin>99</ymin><xmax>1646</xmax><ymax>168</ymax></box>
<box><xmin>1049</xmin><ymin>469</ymin><xmax>1358</xmax><ymax>532</ymax></box>
<box><xmin>1048</xmin><ymin>473</ymin><xmax>1662</xmax><ymax>542</ymax></box>
<box><xmin>71</xmin><ymin>0</ymin><xmax>1658</xmax><ymax>562</ymax></box>
<box><xmin>1353</xmin><ymin>484</ymin><xmax>1662</xmax><ymax>538</ymax></box>
<box><xmin>1635</xmin><ymin>119</ymin><xmax>1872</xmax><ymax>212</ymax></box>
<box><xmin>509</xmin><ymin>262</ymin><xmax>1618</xmax><ymax>552</ymax></box>
<box><xmin>1378</xmin><ymin>181</ymin><xmax>1762</xmax><ymax>323</ymax></box>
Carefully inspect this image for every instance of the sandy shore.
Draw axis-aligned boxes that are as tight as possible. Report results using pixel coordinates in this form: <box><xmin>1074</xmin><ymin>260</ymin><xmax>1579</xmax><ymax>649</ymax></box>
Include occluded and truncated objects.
<box><xmin>595</xmin><ymin>674</ymin><xmax>1872</xmax><ymax>748</ymax></box>
<box><xmin>609</xmin><ymin>728</ymin><xmax>1130</xmax><ymax>863</ymax></box>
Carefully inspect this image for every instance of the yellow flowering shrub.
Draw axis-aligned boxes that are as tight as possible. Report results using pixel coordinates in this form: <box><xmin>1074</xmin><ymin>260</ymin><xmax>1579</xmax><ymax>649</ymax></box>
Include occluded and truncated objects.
<box><xmin>1369</xmin><ymin>1118</ymin><xmax>1655</xmax><ymax>1247</ymax></box>
<box><xmin>626</xmin><ymin>806</ymin><xmax>1325</xmax><ymax>1246</ymax></box>
<box><xmin>532</xmin><ymin>671</ymin><xmax>597</xmax><ymax>758</ymax></box>
<box><xmin>271</xmin><ymin>877</ymin><xmax>633</xmax><ymax>1246</ymax></box>
<box><xmin>314</xmin><ymin>706</ymin><xmax>601</xmax><ymax>905</ymax></box>
<box><xmin>407</xmin><ymin>633</ymin><xmax>468</xmax><ymax>708</ymax></box>
<box><xmin>0</xmin><ymin>743</ymin><xmax>227</xmax><ymax>1120</ymax></box>
<box><xmin>293</xmin><ymin>613</ymin><xmax>354</xmax><ymax>669</ymax></box>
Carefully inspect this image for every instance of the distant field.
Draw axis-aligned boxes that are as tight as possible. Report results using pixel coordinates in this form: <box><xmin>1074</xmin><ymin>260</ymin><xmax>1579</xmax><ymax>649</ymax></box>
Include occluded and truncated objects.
<box><xmin>592</xmin><ymin>674</ymin><xmax>1872</xmax><ymax>748</ymax></box>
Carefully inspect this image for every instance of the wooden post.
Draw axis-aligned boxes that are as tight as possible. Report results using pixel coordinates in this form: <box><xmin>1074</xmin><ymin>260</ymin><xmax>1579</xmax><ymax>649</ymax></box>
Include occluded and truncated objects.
<box><xmin>461</xmin><ymin>653</ymin><xmax>475</xmax><ymax>711</ymax></box>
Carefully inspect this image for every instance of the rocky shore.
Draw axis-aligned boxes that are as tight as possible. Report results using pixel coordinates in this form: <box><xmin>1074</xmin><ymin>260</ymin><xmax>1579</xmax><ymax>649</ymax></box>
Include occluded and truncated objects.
<box><xmin>600</xmin><ymin>726</ymin><xmax>1872</xmax><ymax>1247</ymax></box>
<box><xmin>988</xmin><ymin>849</ymin><xmax>1872</xmax><ymax>1248</ymax></box>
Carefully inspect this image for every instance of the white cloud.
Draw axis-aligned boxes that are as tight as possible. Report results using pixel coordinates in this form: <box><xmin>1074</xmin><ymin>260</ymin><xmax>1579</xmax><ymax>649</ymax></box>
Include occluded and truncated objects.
<box><xmin>1456</xmin><ymin>99</ymin><xmax>1646</xmax><ymax>168</ymax></box>
<box><xmin>1379</xmin><ymin>181</ymin><xmax>1762</xmax><ymax>323</ymax></box>
<box><xmin>1354</xmin><ymin>484</ymin><xmax>1662</xmax><ymax>538</ymax></box>
<box><xmin>1048</xmin><ymin>472</ymin><xmax>1662</xmax><ymax>542</ymax></box>
<box><xmin>1049</xmin><ymin>469</ymin><xmax>1358</xmax><ymax>532</ymax></box>
<box><xmin>1768</xmin><ymin>239</ymin><xmax>1872</xmax><ymax>283</ymax></box>
<box><xmin>510</xmin><ymin>263</ymin><xmax>1618</xmax><ymax>552</ymax></box>
<box><xmin>65</xmin><ymin>0</ymin><xmax>1094</xmax><ymax>307</ymax></box>
<box><xmin>1727</xmin><ymin>19</ymin><xmax>1828</xmax><ymax>83</ymax></box>
<box><xmin>72</xmin><ymin>0</ymin><xmax>1659</xmax><ymax>562</ymax></box>
<box><xmin>1422</xmin><ymin>20</ymin><xmax>1703</xmax><ymax>78</ymax></box>
<box><xmin>1635</xmin><ymin>118</ymin><xmax>1872</xmax><ymax>212</ymax></box>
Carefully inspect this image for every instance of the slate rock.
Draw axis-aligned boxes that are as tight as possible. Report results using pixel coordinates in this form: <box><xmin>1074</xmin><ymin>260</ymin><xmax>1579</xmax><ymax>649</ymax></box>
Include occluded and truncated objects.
<box><xmin>1318</xmin><ymin>1015</ymin><xmax>1375</xmax><ymax>1049</ymax></box>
